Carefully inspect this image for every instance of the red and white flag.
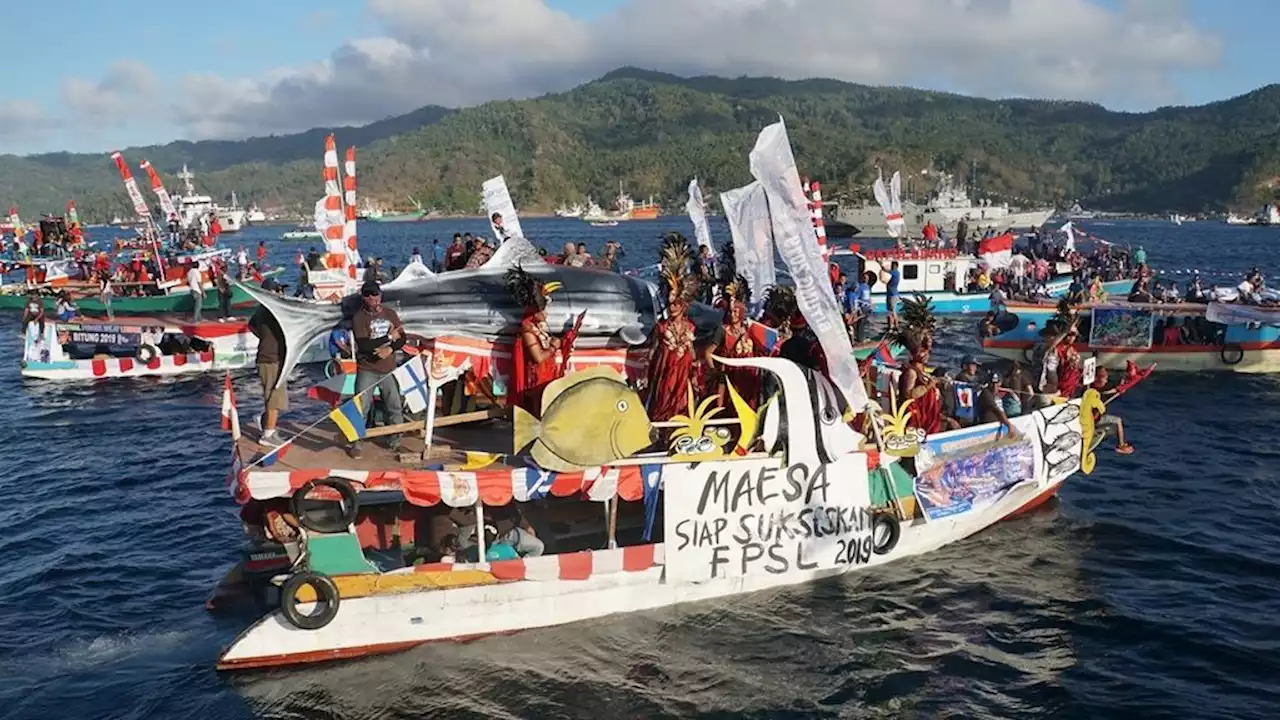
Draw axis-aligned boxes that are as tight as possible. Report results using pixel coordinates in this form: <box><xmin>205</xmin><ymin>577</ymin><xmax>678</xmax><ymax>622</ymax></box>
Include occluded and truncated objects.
<box><xmin>221</xmin><ymin>372</ymin><xmax>241</xmax><ymax>440</ymax></box>
<box><xmin>979</xmin><ymin>232</ymin><xmax>1014</xmax><ymax>269</ymax></box>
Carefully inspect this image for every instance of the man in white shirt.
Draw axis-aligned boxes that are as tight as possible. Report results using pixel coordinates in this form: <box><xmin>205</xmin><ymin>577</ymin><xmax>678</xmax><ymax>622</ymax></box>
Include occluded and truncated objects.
<box><xmin>187</xmin><ymin>261</ymin><xmax>205</xmax><ymax>322</ymax></box>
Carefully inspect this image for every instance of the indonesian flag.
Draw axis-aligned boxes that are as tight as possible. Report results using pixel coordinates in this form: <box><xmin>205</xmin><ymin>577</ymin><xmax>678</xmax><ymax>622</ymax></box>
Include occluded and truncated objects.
<box><xmin>221</xmin><ymin>372</ymin><xmax>241</xmax><ymax>440</ymax></box>
<box><xmin>979</xmin><ymin>233</ymin><xmax>1014</xmax><ymax>269</ymax></box>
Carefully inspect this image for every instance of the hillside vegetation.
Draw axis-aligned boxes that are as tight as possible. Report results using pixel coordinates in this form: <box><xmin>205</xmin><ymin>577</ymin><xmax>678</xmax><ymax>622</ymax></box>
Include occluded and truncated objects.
<box><xmin>5</xmin><ymin>68</ymin><xmax>1278</xmax><ymax>220</ymax></box>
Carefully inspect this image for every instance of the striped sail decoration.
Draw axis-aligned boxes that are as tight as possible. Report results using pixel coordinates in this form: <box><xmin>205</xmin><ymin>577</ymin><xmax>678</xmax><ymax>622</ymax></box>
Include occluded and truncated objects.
<box><xmin>140</xmin><ymin>160</ymin><xmax>178</xmax><ymax>221</ymax></box>
<box><xmin>342</xmin><ymin>147</ymin><xmax>361</xmax><ymax>276</ymax></box>
<box><xmin>809</xmin><ymin>180</ymin><xmax>829</xmax><ymax>260</ymax></box>
<box><xmin>322</xmin><ymin>135</ymin><xmax>346</xmax><ymax>271</ymax></box>
<box><xmin>110</xmin><ymin>152</ymin><xmax>153</xmax><ymax>221</ymax></box>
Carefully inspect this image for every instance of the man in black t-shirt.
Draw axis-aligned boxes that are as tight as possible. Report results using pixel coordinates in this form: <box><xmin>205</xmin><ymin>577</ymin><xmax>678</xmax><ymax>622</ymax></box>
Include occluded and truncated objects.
<box><xmin>976</xmin><ymin>372</ymin><xmax>1018</xmax><ymax>439</ymax></box>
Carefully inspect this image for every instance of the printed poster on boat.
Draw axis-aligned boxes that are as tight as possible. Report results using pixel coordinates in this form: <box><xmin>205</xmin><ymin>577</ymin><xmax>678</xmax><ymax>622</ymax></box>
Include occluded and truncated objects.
<box><xmin>913</xmin><ymin>439</ymin><xmax>1036</xmax><ymax>521</ymax></box>
<box><xmin>58</xmin><ymin>322</ymin><xmax>161</xmax><ymax>347</ymax></box>
<box><xmin>1089</xmin><ymin>307</ymin><xmax>1153</xmax><ymax>349</ymax></box>
<box><xmin>482</xmin><ymin>175</ymin><xmax>523</xmax><ymax>243</ymax></box>
<box><xmin>664</xmin><ymin>454</ymin><xmax>874</xmax><ymax>584</ymax></box>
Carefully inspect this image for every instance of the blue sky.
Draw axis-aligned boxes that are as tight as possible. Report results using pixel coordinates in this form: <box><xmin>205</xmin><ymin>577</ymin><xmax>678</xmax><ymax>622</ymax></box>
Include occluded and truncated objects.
<box><xmin>3</xmin><ymin>0</ymin><xmax>1273</xmax><ymax>156</ymax></box>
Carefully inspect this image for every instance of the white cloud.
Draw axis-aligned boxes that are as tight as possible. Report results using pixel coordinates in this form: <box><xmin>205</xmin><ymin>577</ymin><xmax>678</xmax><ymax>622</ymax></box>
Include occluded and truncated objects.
<box><xmin>0</xmin><ymin>100</ymin><xmax>56</xmax><ymax>143</ymax></box>
<box><xmin>167</xmin><ymin>0</ymin><xmax>1224</xmax><ymax>139</ymax></box>
<box><xmin>60</xmin><ymin>60</ymin><xmax>158</xmax><ymax>123</ymax></box>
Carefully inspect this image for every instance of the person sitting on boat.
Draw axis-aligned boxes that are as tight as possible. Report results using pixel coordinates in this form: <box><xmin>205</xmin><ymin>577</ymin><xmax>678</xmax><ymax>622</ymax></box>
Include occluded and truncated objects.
<box><xmin>1127</xmin><ymin>277</ymin><xmax>1154</xmax><ymax>304</ymax></box>
<box><xmin>1088</xmin><ymin>368</ymin><xmax>1135</xmax><ymax>455</ymax></box>
<box><xmin>647</xmin><ymin>236</ymin><xmax>701</xmax><ymax>422</ymax></box>
<box><xmin>1185</xmin><ymin>274</ymin><xmax>1207</xmax><ymax>303</ymax></box>
<box><xmin>489</xmin><ymin>504</ymin><xmax>544</xmax><ymax>557</ymax></box>
<box><xmin>934</xmin><ymin>370</ymin><xmax>964</xmax><ymax>431</ymax></box>
<box><xmin>978</xmin><ymin>311</ymin><xmax>999</xmax><ymax>340</ymax></box>
<box><xmin>505</xmin><ymin>266</ymin><xmax>581</xmax><ymax>412</ymax></box>
<box><xmin>54</xmin><ymin>291</ymin><xmax>77</xmax><ymax>321</ymax></box>
<box><xmin>1088</xmin><ymin>275</ymin><xmax>1108</xmax><ymax>304</ymax></box>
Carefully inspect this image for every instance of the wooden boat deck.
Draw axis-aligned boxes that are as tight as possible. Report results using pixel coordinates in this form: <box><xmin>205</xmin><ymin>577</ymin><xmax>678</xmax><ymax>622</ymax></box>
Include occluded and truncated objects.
<box><xmin>238</xmin><ymin>415</ymin><xmax>518</xmax><ymax>472</ymax></box>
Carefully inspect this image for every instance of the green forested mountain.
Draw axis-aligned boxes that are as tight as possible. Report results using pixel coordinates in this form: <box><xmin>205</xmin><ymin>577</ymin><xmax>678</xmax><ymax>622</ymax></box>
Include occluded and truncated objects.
<box><xmin>5</xmin><ymin>67</ymin><xmax>1280</xmax><ymax>221</ymax></box>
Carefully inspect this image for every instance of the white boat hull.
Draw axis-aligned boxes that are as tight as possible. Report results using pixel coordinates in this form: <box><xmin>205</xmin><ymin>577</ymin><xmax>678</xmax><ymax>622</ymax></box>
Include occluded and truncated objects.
<box><xmin>985</xmin><ymin>344</ymin><xmax>1280</xmax><ymax>374</ymax></box>
<box><xmin>22</xmin><ymin>335</ymin><xmax>329</xmax><ymax>381</ymax></box>
<box><xmin>217</xmin><ymin>399</ymin><xmax>1077</xmax><ymax>671</ymax></box>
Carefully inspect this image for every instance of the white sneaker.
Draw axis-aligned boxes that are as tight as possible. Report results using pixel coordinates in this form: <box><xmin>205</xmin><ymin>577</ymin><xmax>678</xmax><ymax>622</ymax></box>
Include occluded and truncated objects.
<box><xmin>261</xmin><ymin>429</ymin><xmax>282</xmax><ymax>446</ymax></box>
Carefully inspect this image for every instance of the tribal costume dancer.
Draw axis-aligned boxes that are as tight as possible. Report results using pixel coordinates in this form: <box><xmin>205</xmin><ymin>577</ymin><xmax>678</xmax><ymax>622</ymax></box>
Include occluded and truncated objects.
<box><xmin>714</xmin><ymin>275</ymin><xmax>763</xmax><ymax>408</ymax></box>
<box><xmin>504</xmin><ymin>266</ymin><xmax>581</xmax><ymax>412</ymax></box>
<box><xmin>646</xmin><ymin>235</ymin><xmax>702</xmax><ymax>421</ymax></box>
<box><xmin>893</xmin><ymin>294</ymin><xmax>943</xmax><ymax>435</ymax></box>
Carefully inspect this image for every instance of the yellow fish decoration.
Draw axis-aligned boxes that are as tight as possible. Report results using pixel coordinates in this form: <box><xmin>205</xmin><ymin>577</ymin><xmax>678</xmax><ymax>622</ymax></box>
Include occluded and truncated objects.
<box><xmin>512</xmin><ymin>367</ymin><xmax>654</xmax><ymax>472</ymax></box>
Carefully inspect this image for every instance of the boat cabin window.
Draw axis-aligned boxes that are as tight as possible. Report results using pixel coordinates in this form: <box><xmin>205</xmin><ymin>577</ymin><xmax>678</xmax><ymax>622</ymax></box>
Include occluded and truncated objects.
<box><xmin>928</xmin><ymin>264</ymin><xmax>941</xmax><ymax>275</ymax></box>
<box><xmin>902</xmin><ymin>265</ymin><xmax>920</xmax><ymax>281</ymax></box>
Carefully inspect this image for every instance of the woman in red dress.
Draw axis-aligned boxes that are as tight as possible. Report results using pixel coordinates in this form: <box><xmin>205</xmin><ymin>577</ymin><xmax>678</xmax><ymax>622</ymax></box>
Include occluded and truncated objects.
<box><xmin>714</xmin><ymin>277</ymin><xmax>763</xmax><ymax>408</ymax></box>
<box><xmin>505</xmin><ymin>266</ymin><xmax>578</xmax><ymax>411</ymax></box>
<box><xmin>894</xmin><ymin>295</ymin><xmax>943</xmax><ymax>435</ymax></box>
<box><xmin>646</xmin><ymin>236</ymin><xmax>701</xmax><ymax>421</ymax></box>
<box><xmin>1054</xmin><ymin>326</ymin><xmax>1084</xmax><ymax>398</ymax></box>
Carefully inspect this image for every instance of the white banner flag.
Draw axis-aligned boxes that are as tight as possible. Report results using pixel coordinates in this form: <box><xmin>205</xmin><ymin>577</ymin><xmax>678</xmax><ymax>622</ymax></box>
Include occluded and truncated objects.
<box><xmin>749</xmin><ymin>118</ymin><xmax>868</xmax><ymax>411</ymax></box>
<box><xmin>872</xmin><ymin>171</ymin><xmax>905</xmax><ymax>238</ymax></box>
<box><xmin>482</xmin><ymin>175</ymin><xmax>523</xmax><ymax>244</ymax></box>
<box><xmin>686</xmin><ymin>178</ymin><xmax>714</xmax><ymax>256</ymax></box>
<box><xmin>720</xmin><ymin>181</ymin><xmax>776</xmax><ymax>312</ymax></box>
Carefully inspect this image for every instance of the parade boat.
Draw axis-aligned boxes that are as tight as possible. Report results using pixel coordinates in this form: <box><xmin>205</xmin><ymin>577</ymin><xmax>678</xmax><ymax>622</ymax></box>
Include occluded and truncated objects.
<box><xmin>829</xmin><ymin>247</ymin><xmax>1132</xmax><ymax>315</ymax></box>
<box><xmin>212</xmin><ymin>347</ymin><xmax>1107</xmax><ymax>671</ymax></box>
<box><xmin>0</xmin><ymin>249</ymin><xmax>273</xmax><ymax>314</ymax></box>
<box><xmin>982</xmin><ymin>299</ymin><xmax>1280</xmax><ymax>373</ymax></box>
<box><xmin>20</xmin><ymin>314</ymin><xmax>328</xmax><ymax>381</ymax></box>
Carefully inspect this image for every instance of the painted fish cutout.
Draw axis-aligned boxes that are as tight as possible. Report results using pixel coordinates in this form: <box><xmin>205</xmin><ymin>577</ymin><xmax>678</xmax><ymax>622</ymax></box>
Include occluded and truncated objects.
<box><xmin>512</xmin><ymin>367</ymin><xmax>654</xmax><ymax>472</ymax></box>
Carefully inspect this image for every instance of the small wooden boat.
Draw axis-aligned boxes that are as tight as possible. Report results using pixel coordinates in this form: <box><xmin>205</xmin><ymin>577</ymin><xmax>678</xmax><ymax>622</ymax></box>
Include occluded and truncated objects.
<box><xmin>281</xmin><ymin>228</ymin><xmax>323</xmax><ymax>240</ymax></box>
<box><xmin>590</xmin><ymin>220</ymin><xmax>619</xmax><ymax>228</ymax></box>
<box><xmin>212</xmin><ymin>351</ymin><xmax>1106</xmax><ymax>671</ymax></box>
<box><xmin>20</xmin><ymin>313</ymin><xmax>328</xmax><ymax>381</ymax></box>
<box><xmin>982</xmin><ymin>299</ymin><xmax>1280</xmax><ymax>373</ymax></box>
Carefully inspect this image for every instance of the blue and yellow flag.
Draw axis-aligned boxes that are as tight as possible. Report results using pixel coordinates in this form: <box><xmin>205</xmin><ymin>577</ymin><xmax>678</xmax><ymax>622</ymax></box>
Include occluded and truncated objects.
<box><xmin>328</xmin><ymin>394</ymin><xmax>368</xmax><ymax>442</ymax></box>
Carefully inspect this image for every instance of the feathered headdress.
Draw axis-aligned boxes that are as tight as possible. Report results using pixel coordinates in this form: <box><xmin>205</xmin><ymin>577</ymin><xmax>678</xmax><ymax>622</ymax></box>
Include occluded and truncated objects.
<box><xmin>715</xmin><ymin>239</ymin><xmax>749</xmax><ymax>307</ymax></box>
<box><xmin>504</xmin><ymin>265</ymin><xmax>560</xmax><ymax>311</ymax></box>
<box><xmin>659</xmin><ymin>232</ymin><xmax>699</xmax><ymax>306</ymax></box>
<box><xmin>762</xmin><ymin>285</ymin><xmax>797</xmax><ymax>326</ymax></box>
<box><xmin>890</xmin><ymin>293</ymin><xmax>937</xmax><ymax>357</ymax></box>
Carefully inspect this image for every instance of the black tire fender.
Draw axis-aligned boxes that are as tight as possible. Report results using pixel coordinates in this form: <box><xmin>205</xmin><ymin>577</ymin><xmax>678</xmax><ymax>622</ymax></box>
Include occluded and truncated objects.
<box><xmin>292</xmin><ymin>477</ymin><xmax>359</xmax><ymax>534</ymax></box>
<box><xmin>871</xmin><ymin>513</ymin><xmax>901</xmax><ymax>556</ymax></box>
<box><xmin>136</xmin><ymin>343</ymin><xmax>160</xmax><ymax>364</ymax></box>
<box><xmin>1021</xmin><ymin>345</ymin><xmax>1035</xmax><ymax>363</ymax></box>
<box><xmin>280</xmin><ymin>571</ymin><xmax>340</xmax><ymax>630</ymax></box>
<box><xmin>1220</xmin><ymin>343</ymin><xmax>1244</xmax><ymax>366</ymax></box>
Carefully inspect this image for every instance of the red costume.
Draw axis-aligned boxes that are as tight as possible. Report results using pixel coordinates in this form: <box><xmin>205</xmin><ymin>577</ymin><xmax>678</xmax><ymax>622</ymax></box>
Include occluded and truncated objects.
<box><xmin>714</xmin><ymin>278</ymin><xmax>762</xmax><ymax>408</ymax></box>
<box><xmin>506</xmin><ymin>267</ymin><xmax>577</xmax><ymax>411</ymax></box>
<box><xmin>1055</xmin><ymin>343</ymin><xmax>1082</xmax><ymax>398</ymax></box>
<box><xmin>647</xmin><ymin>238</ymin><xmax>701</xmax><ymax>421</ymax></box>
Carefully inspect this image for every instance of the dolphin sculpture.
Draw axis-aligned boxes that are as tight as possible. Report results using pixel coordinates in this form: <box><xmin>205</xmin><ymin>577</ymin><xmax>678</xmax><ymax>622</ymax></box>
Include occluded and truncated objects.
<box><xmin>236</xmin><ymin>236</ymin><xmax>713</xmax><ymax>390</ymax></box>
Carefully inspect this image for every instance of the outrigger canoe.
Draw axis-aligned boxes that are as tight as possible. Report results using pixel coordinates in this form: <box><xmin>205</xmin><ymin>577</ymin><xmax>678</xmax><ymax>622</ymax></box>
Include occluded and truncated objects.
<box><xmin>983</xmin><ymin>299</ymin><xmax>1280</xmax><ymax>373</ymax></box>
<box><xmin>212</xmin><ymin>352</ymin><xmax>1109</xmax><ymax>671</ymax></box>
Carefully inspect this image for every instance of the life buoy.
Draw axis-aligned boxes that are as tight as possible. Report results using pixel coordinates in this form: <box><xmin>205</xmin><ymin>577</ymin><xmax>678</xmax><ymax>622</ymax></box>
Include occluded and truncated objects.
<box><xmin>323</xmin><ymin>358</ymin><xmax>342</xmax><ymax>379</ymax></box>
<box><xmin>1220</xmin><ymin>344</ymin><xmax>1244</xmax><ymax>366</ymax></box>
<box><xmin>280</xmin><ymin>571</ymin><xmax>340</xmax><ymax>630</ymax></box>
<box><xmin>291</xmin><ymin>477</ymin><xmax>359</xmax><ymax>533</ymax></box>
<box><xmin>136</xmin><ymin>343</ymin><xmax>160</xmax><ymax>364</ymax></box>
<box><xmin>871</xmin><ymin>513</ymin><xmax>901</xmax><ymax>555</ymax></box>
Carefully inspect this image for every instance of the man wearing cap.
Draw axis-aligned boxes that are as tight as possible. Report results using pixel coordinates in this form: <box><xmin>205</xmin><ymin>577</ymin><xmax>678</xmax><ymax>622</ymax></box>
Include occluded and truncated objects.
<box><xmin>956</xmin><ymin>355</ymin><xmax>981</xmax><ymax>384</ymax></box>
<box><xmin>976</xmin><ymin>370</ymin><xmax>1018</xmax><ymax>439</ymax></box>
<box><xmin>349</xmin><ymin>280</ymin><xmax>407</xmax><ymax>459</ymax></box>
